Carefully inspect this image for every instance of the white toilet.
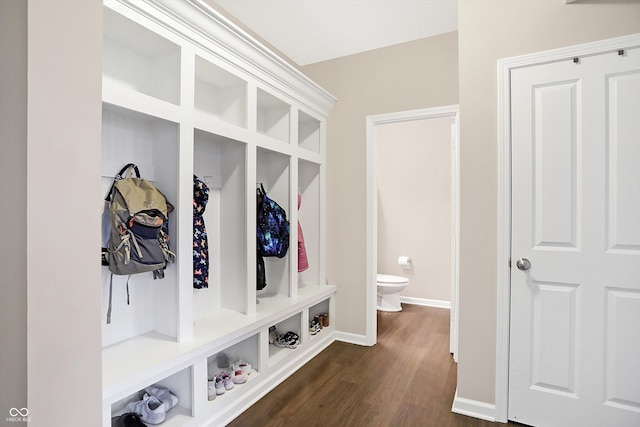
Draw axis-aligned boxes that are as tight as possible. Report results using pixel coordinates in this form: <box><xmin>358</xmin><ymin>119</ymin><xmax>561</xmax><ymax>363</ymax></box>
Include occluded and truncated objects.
<box><xmin>377</xmin><ymin>274</ymin><xmax>409</xmax><ymax>312</ymax></box>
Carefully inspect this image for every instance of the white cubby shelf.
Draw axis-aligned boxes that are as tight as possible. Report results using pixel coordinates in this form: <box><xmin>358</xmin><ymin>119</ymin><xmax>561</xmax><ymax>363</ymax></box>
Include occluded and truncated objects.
<box><xmin>100</xmin><ymin>1</ymin><xmax>335</xmax><ymax>425</ymax></box>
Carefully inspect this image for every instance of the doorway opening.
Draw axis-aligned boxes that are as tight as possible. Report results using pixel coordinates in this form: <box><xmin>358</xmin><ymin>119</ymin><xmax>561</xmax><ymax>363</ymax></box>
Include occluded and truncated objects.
<box><xmin>365</xmin><ymin>105</ymin><xmax>459</xmax><ymax>359</ymax></box>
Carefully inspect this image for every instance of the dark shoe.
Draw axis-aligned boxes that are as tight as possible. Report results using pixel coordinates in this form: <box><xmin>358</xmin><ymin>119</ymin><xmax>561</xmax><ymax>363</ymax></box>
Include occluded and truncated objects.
<box><xmin>112</xmin><ymin>412</ymin><xmax>146</xmax><ymax>427</ymax></box>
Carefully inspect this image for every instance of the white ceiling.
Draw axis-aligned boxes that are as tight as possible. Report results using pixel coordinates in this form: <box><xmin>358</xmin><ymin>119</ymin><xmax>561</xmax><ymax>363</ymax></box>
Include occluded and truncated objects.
<box><xmin>209</xmin><ymin>0</ymin><xmax>458</xmax><ymax>66</ymax></box>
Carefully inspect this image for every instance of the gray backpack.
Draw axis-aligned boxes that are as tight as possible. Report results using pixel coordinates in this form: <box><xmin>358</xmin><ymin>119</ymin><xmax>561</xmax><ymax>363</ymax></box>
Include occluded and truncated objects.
<box><xmin>104</xmin><ymin>164</ymin><xmax>175</xmax><ymax>322</ymax></box>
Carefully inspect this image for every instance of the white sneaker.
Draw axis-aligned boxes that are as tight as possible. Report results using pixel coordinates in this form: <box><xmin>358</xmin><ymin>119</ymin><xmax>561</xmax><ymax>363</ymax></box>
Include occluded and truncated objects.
<box><xmin>221</xmin><ymin>371</ymin><xmax>234</xmax><ymax>390</ymax></box>
<box><xmin>127</xmin><ymin>393</ymin><xmax>166</xmax><ymax>425</ymax></box>
<box><xmin>232</xmin><ymin>369</ymin><xmax>248</xmax><ymax>384</ymax></box>
<box><xmin>215</xmin><ymin>375</ymin><xmax>226</xmax><ymax>395</ymax></box>
<box><xmin>232</xmin><ymin>360</ymin><xmax>252</xmax><ymax>374</ymax></box>
<box><xmin>207</xmin><ymin>379</ymin><xmax>217</xmax><ymax>401</ymax></box>
<box><xmin>144</xmin><ymin>385</ymin><xmax>179</xmax><ymax>411</ymax></box>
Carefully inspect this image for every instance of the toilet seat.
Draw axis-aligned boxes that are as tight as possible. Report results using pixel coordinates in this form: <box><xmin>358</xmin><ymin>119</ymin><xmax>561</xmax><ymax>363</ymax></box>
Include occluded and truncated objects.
<box><xmin>377</xmin><ymin>274</ymin><xmax>408</xmax><ymax>284</ymax></box>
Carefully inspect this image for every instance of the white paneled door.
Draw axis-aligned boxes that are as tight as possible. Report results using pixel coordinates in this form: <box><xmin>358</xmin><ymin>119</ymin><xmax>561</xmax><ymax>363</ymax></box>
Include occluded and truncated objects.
<box><xmin>509</xmin><ymin>47</ymin><xmax>640</xmax><ymax>426</ymax></box>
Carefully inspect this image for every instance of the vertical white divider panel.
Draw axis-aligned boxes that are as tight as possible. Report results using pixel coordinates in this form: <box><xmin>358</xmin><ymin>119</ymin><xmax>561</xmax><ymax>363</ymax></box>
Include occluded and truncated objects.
<box><xmin>246</xmin><ymin>144</ymin><xmax>258</xmax><ymax>316</ymax></box>
<box><xmin>290</xmin><ymin>154</ymin><xmax>299</xmax><ymax>300</ymax></box>
<box><xmin>290</xmin><ymin>107</ymin><xmax>299</xmax><ymax>299</ymax></box>
<box><xmin>151</xmin><ymin>122</ymin><xmax>180</xmax><ymax>340</ymax></box>
<box><xmin>301</xmin><ymin>307</ymin><xmax>310</xmax><ymax>342</ymax></box>
<box><xmin>319</xmin><ymin>121</ymin><xmax>328</xmax><ymax>286</ymax></box>
<box><xmin>258</xmin><ymin>328</ymin><xmax>269</xmax><ymax>374</ymax></box>
<box><xmin>246</xmin><ymin>81</ymin><xmax>258</xmax><ymax>315</ymax></box>
<box><xmin>178</xmin><ymin>45</ymin><xmax>196</xmax><ymax>341</ymax></box>
<box><xmin>192</xmin><ymin>359</ymin><xmax>208</xmax><ymax>419</ymax></box>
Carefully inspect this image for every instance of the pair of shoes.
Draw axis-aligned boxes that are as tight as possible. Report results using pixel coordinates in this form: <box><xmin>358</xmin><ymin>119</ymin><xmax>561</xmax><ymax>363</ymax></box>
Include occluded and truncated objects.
<box><xmin>317</xmin><ymin>313</ymin><xmax>329</xmax><ymax>327</ymax></box>
<box><xmin>274</xmin><ymin>331</ymin><xmax>300</xmax><ymax>349</ymax></box>
<box><xmin>214</xmin><ymin>372</ymin><xmax>235</xmax><ymax>395</ymax></box>
<box><xmin>111</xmin><ymin>412</ymin><xmax>146</xmax><ymax>427</ymax></box>
<box><xmin>232</xmin><ymin>369</ymin><xmax>248</xmax><ymax>384</ymax></box>
<box><xmin>309</xmin><ymin>319</ymin><xmax>321</xmax><ymax>335</ymax></box>
<box><xmin>126</xmin><ymin>394</ymin><xmax>166</xmax><ymax>425</ymax></box>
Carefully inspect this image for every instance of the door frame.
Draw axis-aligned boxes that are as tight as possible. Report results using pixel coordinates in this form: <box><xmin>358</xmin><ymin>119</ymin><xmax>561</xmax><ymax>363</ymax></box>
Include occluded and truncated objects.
<box><xmin>365</xmin><ymin>105</ymin><xmax>460</xmax><ymax>354</ymax></box>
<box><xmin>495</xmin><ymin>33</ymin><xmax>640</xmax><ymax>423</ymax></box>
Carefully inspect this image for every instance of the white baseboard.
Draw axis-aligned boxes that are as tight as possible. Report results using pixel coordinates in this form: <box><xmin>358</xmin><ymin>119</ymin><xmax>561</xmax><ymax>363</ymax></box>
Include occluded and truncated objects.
<box><xmin>401</xmin><ymin>296</ymin><xmax>451</xmax><ymax>309</ymax></box>
<box><xmin>451</xmin><ymin>389</ymin><xmax>496</xmax><ymax>422</ymax></box>
<box><xmin>335</xmin><ymin>331</ymin><xmax>370</xmax><ymax>346</ymax></box>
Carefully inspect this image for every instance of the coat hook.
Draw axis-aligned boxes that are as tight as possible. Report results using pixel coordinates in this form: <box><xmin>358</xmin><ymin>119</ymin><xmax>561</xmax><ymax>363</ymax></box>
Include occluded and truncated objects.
<box><xmin>573</xmin><ymin>57</ymin><xmax>580</xmax><ymax>64</ymax></box>
<box><xmin>618</xmin><ymin>49</ymin><xmax>625</xmax><ymax>56</ymax></box>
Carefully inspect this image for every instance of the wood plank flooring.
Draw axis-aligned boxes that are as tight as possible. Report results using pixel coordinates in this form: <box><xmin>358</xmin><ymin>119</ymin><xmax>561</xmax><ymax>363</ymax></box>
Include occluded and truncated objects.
<box><xmin>228</xmin><ymin>304</ymin><xmax>508</xmax><ymax>427</ymax></box>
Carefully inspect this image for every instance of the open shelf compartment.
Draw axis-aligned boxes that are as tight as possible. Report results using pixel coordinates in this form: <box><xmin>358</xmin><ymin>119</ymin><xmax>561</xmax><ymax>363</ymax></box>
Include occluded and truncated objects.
<box><xmin>298</xmin><ymin>110</ymin><xmax>321</xmax><ymax>153</ymax></box>
<box><xmin>257</xmin><ymin>88</ymin><xmax>291</xmax><ymax>143</ymax></box>
<box><xmin>268</xmin><ymin>312</ymin><xmax>302</xmax><ymax>368</ymax></box>
<box><xmin>298</xmin><ymin>159</ymin><xmax>321</xmax><ymax>288</ymax></box>
<box><xmin>109</xmin><ymin>366</ymin><xmax>193</xmax><ymax>427</ymax></box>
<box><xmin>193</xmin><ymin>130</ymin><xmax>248</xmax><ymax>319</ymax></box>
<box><xmin>308</xmin><ymin>298</ymin><xmax>331</xmax><ymax>342</ymax></box>
<box><xmin>206</xmin><ymin>334</ymin><xmax>260</xmax><ymax>404</ymax></box>
<box><xmin>103</xmin><ymin>6</ymin><xmax>180</xmax><ymax>105</ymax></box>
<box><xmin>101</xmin><ymin>104</ymin><xmax>180</xmax><ymax>348</ymax></box>
<box><xmin>195</xmin><ymin>56</ymin><xmax>247</xmax><ymax>129</ymax></box>
<box><xmin>257</xmin><ymin>148</ymin><xmax>291</xmax><ymax>300</ymax></box>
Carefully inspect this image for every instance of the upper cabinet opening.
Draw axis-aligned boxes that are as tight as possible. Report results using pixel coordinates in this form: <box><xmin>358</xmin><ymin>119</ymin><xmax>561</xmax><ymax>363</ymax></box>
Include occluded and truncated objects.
<box><xmin>195</xmin><ymin>56</ymin><xmax>247</xmax><ymax>129</ymax></box>
<box><xmin>103</xmin><ymin>7</ymin><xmax>181</xmax><ymax>105</ymax></box>
<box><xmin>257</xmin><ymin>89</ymin><xmax>291</xmax><ymax>143</ymax></box>
<box><xmin>298</xmin><ymin>111</ymin><xmax>321</xmax><ymax>154</ymax></box>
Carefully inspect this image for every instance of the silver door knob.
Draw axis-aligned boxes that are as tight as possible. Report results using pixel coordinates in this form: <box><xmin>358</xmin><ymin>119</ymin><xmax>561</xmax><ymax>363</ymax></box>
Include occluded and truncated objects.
<box><xmin>516</xmin><ymin>258</ymin><xmax>531</xmax><ymax>271</ymax></box>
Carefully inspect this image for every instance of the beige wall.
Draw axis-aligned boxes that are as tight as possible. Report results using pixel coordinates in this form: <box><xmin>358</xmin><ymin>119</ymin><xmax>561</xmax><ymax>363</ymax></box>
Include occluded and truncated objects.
<box><xmin>302</xmin><ymin>32</ymin><xmax>459</xmax><ymax>335</ymax></box>
<box><xmin>377</xmin><ymin>117</ymin><xmax>453</xmax><ymax>302</ymax></box>
<box><xmin>26</xmin><ymin>1</ymin><xmax>104</xmax><ymax>425</ymax></box>
<box><xmin>457</xmin><ymin>0</ymin><xmax>640</xmax><ymax>406</ymax></box>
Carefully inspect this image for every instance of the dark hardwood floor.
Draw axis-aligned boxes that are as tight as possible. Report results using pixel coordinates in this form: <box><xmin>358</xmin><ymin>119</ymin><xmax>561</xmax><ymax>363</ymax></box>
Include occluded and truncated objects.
<box><xmin>228</xmin><ymin>304</ymin><xmax>507</xmax><ymax>427</ymax></box>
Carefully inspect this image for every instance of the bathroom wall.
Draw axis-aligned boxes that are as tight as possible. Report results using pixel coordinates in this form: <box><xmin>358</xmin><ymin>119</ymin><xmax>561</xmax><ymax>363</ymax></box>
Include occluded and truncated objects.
<box><xmin>377</xmin><ymin>117</ymin><xmax>454</xmax><ymax>303</ymax></box>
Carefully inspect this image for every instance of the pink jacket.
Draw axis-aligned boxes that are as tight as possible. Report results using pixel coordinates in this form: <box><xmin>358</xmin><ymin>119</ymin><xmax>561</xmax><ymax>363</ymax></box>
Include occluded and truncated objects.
<box><xmin>297</xmin><ymin>194</ymin><xmax>309</xmax><ymax>272</ymax></box>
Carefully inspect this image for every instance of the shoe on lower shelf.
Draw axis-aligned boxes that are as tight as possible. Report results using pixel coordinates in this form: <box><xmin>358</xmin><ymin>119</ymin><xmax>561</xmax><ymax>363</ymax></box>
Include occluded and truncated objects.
<box><xmin>309</xmin><ymin>319</ymin><xmax>321</xmax><ymax>335</ymax></box>
<box><xmin>111</xmin><ymin>412</ymin><xmax>146</xmax><ymax>427</ymax></box>
<box><xmin>274</xmin><ymin>331</ymin><xmax>300</xmax><ymax>349</ymax></box>
<box><xmin>320</xmin><ymin>313</ymin><xmax>329</xmax><ymax>327</ymax></box>
<box><xmin>232</xmin><ymin>369</ymin><xmax>248</xmax><ymax>384</ymax></box>
<box><xmin>215</xmin><ymin>375</ymin><xmax>226</xmax><ymax>395</ymax></box>
<box><xmin>269</xmin><ymin>325</ymin><xmax>277</xmax><ymax>344</ymax></box>
<box><xmin>207</xmin><ymin>378</ymin><xmax>216</xmax><ymax>401</ymax></box>
<box><xmin>126</xmin><ymin>393</ymin><xmax>166</xmax><ymax>425</ymax></box>
<box><xmin>144</xmin><ymin>385</ymin><xmax>178</xmax><ymax>412</ymax></box>
<box><xmin>220</xmin><ymin>371</ymin><xmax>235</xmax><ymax>390</ymax></box>
<box><xmin>217</xmin><ymin>352</ymin><xmax>230</xmax><ymax>369</ymax></box>
<box><xmin>233</xmin><ymin>360</ymin><xmax>252</xmax><ymax>374</ymax></box>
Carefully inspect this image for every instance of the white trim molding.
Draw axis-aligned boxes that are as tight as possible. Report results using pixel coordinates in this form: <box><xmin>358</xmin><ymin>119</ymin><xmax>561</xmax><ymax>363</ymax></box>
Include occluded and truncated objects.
<box><xmin>334</xmin><ymin>331</ymin><xmax>369</xmax><ymax>346</ymax></box>
<box><xmin>452</xmin><ymin>390</ymin><xmax>496</xmax><ymax>422</ymax></box>
<box><xmin>400</xmin><ymin>296</ymin><xmax>451</xmax><ymax>310</ymax></box>
<box><xmin>366</xmin><ymin>105</ymin><xmax>460</xmax><ymax>353</ymax></box>
<box><xmin>495</xmin><ymin>33</ymin><xmax>640</xmax><ymax>424</ymax></box>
